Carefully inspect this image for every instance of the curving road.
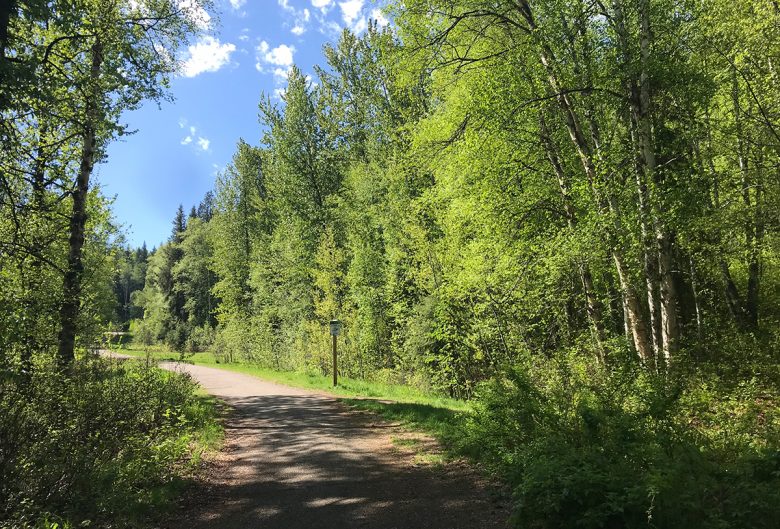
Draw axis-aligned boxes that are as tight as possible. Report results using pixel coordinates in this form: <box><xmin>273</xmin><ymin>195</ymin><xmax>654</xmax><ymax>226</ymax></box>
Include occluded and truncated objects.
<box><xmin>115</xmin><ymin>357</ymin><xmax>507</xmax><ymax>528</ymax></box>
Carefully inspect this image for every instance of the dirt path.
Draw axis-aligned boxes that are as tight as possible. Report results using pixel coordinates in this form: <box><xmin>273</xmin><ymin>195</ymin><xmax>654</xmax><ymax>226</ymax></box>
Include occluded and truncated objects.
<box><xmin>115</xmin><ymin>356</ymin><xmax>507</xmax><ymax>528</ymax></box>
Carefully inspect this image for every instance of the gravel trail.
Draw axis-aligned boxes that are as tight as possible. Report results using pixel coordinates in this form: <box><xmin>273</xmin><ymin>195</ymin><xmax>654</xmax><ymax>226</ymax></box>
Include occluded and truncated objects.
<box><xmin>113</xmin><ymin>356</ymin><xmax>507</xmax><ymax>528</ymax></box>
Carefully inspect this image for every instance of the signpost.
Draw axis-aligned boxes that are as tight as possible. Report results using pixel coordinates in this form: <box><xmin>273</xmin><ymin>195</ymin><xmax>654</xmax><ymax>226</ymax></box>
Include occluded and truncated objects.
<box><xmin>329</xmin><ymin>319</ymin><xmax>342</xmax><ymax>387</ymax></box>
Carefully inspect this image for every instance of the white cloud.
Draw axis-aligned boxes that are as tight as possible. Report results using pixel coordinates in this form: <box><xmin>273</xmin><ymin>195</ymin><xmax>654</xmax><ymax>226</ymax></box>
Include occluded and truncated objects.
<box><xmin>181</xmin><ymin>36</ymin><xmax>236</xmax><ymax>77</ymax></box>
<box><xmin>180</xmin><ymin>125</ymin><xmax>209</xmax><ymax>152</ymax></box>
<box><xmin>229</xmin><ymin>0</ymin><xmax>245</xmax><ymax>9</ymax></box>
<box><xmin>256</xmin><ymin>41</ymin><xmax>295</xmax><ymax>69</ymax></box>
<box><xmin>255</xmin><ymin>39</ymin><xmax>298</xmax><ymax>95</ymax></box>
<box><xmin>339</xmin><ymin>0</ymin><xmax>363</xmax><ymax>25</ymax></box>
<box><xmin>312</xmin><ymin>0</ymin><xmax>333</xmax><ymax>9</ymax></box>
<box><xmin>267</xmin><ymin>44</ymin><xmax>294</xmax><ymax>65</ymax></box>
<box><xmin>317</xmin><ymin>16</ymin><xmax>342</xmax><ymax>37</ymax></box>
<box><xmin>352</xmin><ymin>16</ymin><xmax>366</xmax><ymax>33</ymax></box>
<box><xmin>279</xmin><ymin>0</ymin><xmax>312</xmax><ymax>35</ymax></box>
<box><xmin>370</xmin><ymin>8</ymin><xmax>388</xmax><ymax>27</ymax></box>
<box><xmin>178</xmin><ymin>0</ymin><xmax>211</xmax><ymax>30</ymax></box>
<box><xmin>273</xmin><ymin>66</ymin><xmax>293</xmax><ymax>81</ymax></box>
<box><xmin>335</xmin><ymin>0</ymin><xmax>372</xmax><ymax>34</ymax></box>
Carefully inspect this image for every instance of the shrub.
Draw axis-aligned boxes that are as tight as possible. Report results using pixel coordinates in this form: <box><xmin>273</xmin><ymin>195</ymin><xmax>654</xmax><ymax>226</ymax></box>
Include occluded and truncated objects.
<box><xmin>461</xmin><ymin>355</ymin><xmax>780</xmax><ymax>529</ymax></box>
<box><xmin>186</xmin><ymin>325</ymin><xmax>215</xmax><ymax>353</ymax></box>
<box><xmin>0</xmin><ymin>358</ymin><xmax>218</xmax><ymax>528</ymax></box>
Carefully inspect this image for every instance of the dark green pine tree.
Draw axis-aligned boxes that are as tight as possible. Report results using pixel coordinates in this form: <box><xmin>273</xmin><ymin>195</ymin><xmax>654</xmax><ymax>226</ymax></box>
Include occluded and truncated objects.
<box><xmin>162</xmin><ymin>205</ymin><xmax>188</xmax><ymax>350</ymax></box>
<box><xmin>172</xmin><ymin>204</ymin><xmax>187</xmax><ymax>245</ymax></box>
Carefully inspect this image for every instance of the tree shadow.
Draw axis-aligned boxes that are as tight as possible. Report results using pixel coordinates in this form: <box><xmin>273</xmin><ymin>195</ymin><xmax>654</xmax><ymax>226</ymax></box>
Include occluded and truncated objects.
<box><xmin>165</xmin><ymin>393</ymin><xmax>506</xmax><ymax>529</ymax></box>
<box><xmin>337</xmin><ymin>398</ymin><xmax>466</xmax><ymax>447</ymax></box>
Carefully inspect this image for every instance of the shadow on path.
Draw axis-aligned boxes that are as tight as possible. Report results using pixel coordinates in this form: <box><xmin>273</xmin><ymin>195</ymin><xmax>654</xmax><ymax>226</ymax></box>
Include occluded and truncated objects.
<box><xmin>167</xmin><ymin>392</ymin><xmax>506</xmax><ymax>529</ymax></box>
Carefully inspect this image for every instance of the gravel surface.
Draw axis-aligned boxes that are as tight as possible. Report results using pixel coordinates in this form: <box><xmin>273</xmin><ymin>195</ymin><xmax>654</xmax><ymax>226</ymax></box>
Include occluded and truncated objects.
<box><xmin>110</xmin><ymin>355</ymin><xmax>508</xmax><ymax>528</ymax></box>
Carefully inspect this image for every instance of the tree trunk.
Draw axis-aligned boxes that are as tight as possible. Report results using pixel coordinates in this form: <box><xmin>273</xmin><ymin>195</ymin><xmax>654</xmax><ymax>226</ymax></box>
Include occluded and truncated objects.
<box><xmin>617</xmin><ymin>0</ymin><xmax>679</xmax><ymax>363</ymax></box>
<box><xmin>0</xmin><ymin>0</ymin><xmax>14</xmax><ymax>61</ymax></box>
<box><xmin>689</xmin><ymin>256</ymin><xmax>703</xmax><ymax>340</ymax></box>
<box><xmin>21</xmin><ymin>124</ymin><xmax>49</xmax><ymax>373</ymax></box>
<box><xmin>732</xmin><ymin>67</ymin><xmax>762</xmax><ymax>330</ymax></box>
<box><xmin>539</xmin><ymin>113</ymin><xmax>606</xmax><ymax>360</ymax></box>
<box><xmin>703</xmin><ymin>113</ymin><xmax>754</xmax><ymax>331</ymax></box>
<box><xmin>631</xmin><ymin>126</ymin><xmax>662</xmax><ymax>362</ymax></box>
<box><xmin>613</xmin><ymin>250</ymin><xmax>654</xmax><ymax>364</ymax></box>
<box><xmin>57</xmin><ymin>40</ymin><xmax>102</xmax><ymax>367</ymax></box>
<box><xmin>745</xmin><ymin>166</ymin><xmax>763</xmax><ymax>327</ymax></box>
<box><xmin>519</xmin><ymin>0</ymin><xmax>654</xmax><ymax>362</ymax></box>
<box><xmin>657</xmin><ymin>229</ymin><xmax>679</xmax><ymax>362</ymax></box>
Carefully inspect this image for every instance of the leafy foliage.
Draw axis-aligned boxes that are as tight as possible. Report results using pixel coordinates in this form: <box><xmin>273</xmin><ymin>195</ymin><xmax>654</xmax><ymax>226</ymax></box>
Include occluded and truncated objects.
<box><xmin>461</xmin><ymin>359</ymin><xmax>780</xmax><ymax>529</ymax></box>
<box><xmin>0</xmin><ymin>358</ymin><xmax>219</xmax><ymax>528</ymax></box>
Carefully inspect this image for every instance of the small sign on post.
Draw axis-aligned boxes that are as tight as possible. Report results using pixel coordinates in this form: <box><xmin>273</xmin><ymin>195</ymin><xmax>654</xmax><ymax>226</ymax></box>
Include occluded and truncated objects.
<box><xmin>329</xmin><ymin>319</ymin><xmax>342</xmax><ymax>386</ymax></box>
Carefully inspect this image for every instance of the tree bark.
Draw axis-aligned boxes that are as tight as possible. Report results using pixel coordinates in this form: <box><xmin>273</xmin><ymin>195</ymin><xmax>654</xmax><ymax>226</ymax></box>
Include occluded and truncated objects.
<box><xmin>0</xmin><ymin>0</ymin><xmax>14</xmax><ymax>61</ymax></box>
<box><xmin>20</xmin><ymin>124</ymin><xmax>49</xmax><ymax>373</ymax></box>
<box><xmin>615</xmin><ymin>0</ymin><xmax>679</xmax><ymax>363</ymax></box>
<box><xmin>689</xmin><ymin>256</ymin><xmax>703</xmax><ymax>340</ymax></box>
<box><xmin>613</xmin><ymin>250</ymin><xmax>654</xmax><ymax>364</ymax></box>
<box><xmin>57</xmin><ymin>40</ymin><xmax>102</xmax><ymax>367</ymax></box>
<box><xmin>657</xmin><ymin>229</ymin><xmax>679</xmax><ymax>362</ymax></box>
<box><xmin>539</xmin><ymin>113</ymin><xmax>606</xmax><ymax>361</ymax></box>
<box><xmin>731</xmin><ymin>67</ymin><xmax>762</xmax><ymax>330</ymax></box>
<box><xmin>702</xmin><ymin>112</ymin><xmax>754</xmax><ymax>331</ymax></box>
<box><xmin>517</xmin><ymin>0</ymin><xmax>654</xmax><ymax>362</ymax></box>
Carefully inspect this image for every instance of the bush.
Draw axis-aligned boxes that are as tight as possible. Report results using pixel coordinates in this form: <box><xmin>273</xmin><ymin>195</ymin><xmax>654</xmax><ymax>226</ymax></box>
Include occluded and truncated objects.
<box><xmin>129</xmin><ymin>318</ymin><xmax>156</xmax><ymax>349</ymax></box>
<box><xmin>164</xmin><ymin>322</ymin><xmax>188</xmax><ymax>353</ymax></box>
<box><xmin>0</xmin><ymin>358</ymin><xmax>218</xmax><ymax>528</ymax></box>
<box><xmin>186</xmin><ymin>325</ymin><xmax>215</xmax><ymax>353</ymax></box>
<box><xmin>461</xmin><ymin>355</ymin><xmax>780</xmax><ymax>529</ymax></box>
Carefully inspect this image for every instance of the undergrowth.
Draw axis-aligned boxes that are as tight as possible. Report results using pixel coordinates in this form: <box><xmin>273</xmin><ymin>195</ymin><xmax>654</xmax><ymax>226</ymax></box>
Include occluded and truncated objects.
<box><xmin>345</xmin><ymin>354</ymin><xmax>780</xmax><ymax>529</ymax></box>
<box><xmin>0</xmin><ymin>357</ymin><xmax>221</xmax><ymax>529</ymax></box>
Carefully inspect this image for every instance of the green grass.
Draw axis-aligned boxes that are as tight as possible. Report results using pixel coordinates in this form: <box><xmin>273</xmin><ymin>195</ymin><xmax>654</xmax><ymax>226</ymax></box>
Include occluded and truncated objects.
<box><xmin>111</xmin><ymin>347</ymin><xmax>468</xmax><ymax>409</ymax></box>
<box><xmin>111</xmin><ymin>346</ymin><xmax>471</xmax><ymax>459</ymax></box>
<box><xmin>185</xmin><ymin>393</ymin><xmax>226</xmax><ymax>464</ymax></box>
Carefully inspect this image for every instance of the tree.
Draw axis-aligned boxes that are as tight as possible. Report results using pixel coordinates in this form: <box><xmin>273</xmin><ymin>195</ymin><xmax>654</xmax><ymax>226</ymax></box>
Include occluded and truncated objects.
<box><xmin>50</xmin><ymin>0</ymin><xmax>208</xmax><ymax>365</ymax></box>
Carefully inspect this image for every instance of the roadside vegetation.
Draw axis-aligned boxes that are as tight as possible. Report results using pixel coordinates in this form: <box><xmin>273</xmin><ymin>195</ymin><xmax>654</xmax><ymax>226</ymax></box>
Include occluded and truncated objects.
<box><xmin>110</xmin><ymin>2</ymin><xmax>780</xmax><ymax>526</ymax></box>
<box><xmin>0</xmin><ymin>1</ymin><xmax>220</xmax><ymax>527</ymax></box>
<box><xmin>114</xmin><ymin>346</ymin><xmax>468</xmax><ymax>410</ymax></box>
<box><xmin>0</xmin><ymin>356</ymin><xmax>222</xmax><ymax>528</ymax></box>
<box><xmin>117</xmin><ymin>345</ymin><xmax>780</xmax><ymax>529</ymax></box>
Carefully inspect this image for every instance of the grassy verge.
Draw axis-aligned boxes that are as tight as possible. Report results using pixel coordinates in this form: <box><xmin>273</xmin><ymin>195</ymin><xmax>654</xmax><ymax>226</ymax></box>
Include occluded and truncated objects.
<box><xmin>112</xmin><ymin>347</ymin><xmax>467</xmax><ymax>407</ymax></box>
<box><xmin>111</xmin><ymin>347</ymin><xmax>470</xmax><ymax>458</ymax></box>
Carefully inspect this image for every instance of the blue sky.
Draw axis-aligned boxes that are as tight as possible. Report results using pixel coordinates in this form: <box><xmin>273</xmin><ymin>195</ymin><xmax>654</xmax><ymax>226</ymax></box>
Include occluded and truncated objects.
<box><xmin>98</xmin><ymin>0</ymin><xmax>388</xmax><ymax>249</ymax></box>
